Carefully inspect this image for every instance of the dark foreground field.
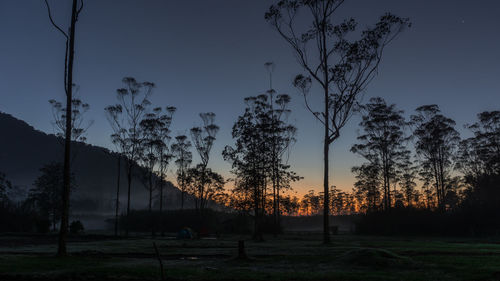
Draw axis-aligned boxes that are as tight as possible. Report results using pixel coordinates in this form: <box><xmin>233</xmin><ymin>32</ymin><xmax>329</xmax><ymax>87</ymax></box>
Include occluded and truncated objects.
<box><xmin>1</xmin><ymin>233</ymin><xmax>500</xmax><ymax>281</ymax></box>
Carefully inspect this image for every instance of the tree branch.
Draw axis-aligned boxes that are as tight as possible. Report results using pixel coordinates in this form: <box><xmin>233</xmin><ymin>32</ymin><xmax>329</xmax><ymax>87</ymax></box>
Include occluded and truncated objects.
<box><xmin>43</xmin><ymin>0</ymin><xmax>68</xmax><ymax>39</ymax></box>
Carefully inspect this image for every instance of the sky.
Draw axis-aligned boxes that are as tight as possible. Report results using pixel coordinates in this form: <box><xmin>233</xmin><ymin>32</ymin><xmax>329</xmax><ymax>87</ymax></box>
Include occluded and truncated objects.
<box><xmin>1</xmin><ymin>0</ymin><xmax>499</xmax><ymax>196</ymax></box>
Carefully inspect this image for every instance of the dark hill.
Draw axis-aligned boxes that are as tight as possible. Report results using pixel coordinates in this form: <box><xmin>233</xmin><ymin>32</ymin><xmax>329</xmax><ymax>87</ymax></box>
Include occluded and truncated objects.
<box><xmin>0</xmin><ymin>111</ymin><xmax>185</xmax><ymax>214</ymax></box>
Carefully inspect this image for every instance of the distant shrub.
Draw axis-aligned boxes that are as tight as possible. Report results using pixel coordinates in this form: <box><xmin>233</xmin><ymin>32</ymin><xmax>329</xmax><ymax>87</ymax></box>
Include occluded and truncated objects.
<box><xmin>0</xmin><ymin>200</ymin><xmax>43</xmax><ymax>233</ymax></box>
<box><xmin>69</xmin><ymin>220</ymin><xmax>84</xmax><ymax>234</ymax></box>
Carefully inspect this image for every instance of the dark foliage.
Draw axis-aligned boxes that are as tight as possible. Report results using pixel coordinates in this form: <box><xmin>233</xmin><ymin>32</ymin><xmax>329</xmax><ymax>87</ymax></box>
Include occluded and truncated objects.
<box><xmin>69</xmin><ymin>220</ymin><xmax>84</xmax><ymax>234</ymax></box>
<box><xmin>0</xmin><ymin>201</ymin><xmax>48</xmax><ymax>233</ymax></box>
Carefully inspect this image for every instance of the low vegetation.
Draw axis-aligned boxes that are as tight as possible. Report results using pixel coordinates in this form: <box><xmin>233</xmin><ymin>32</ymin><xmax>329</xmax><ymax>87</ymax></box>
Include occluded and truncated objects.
<box><xmin>1</xmin><ymin>234</ymin><xmax>500</xmax><ymax>280</ymax></box>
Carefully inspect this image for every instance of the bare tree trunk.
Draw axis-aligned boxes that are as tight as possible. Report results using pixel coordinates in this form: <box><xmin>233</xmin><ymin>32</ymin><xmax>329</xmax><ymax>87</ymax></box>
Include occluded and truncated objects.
<box><xmin>159</xmin><ymin>179</ymin><xmax>164</xmax><ymax>236</ymax></box>
<box><xmin>114</xmin><ymin>155</ymin><xmax>121</xmax><ymax>237</ymax></box>
<box><xmin>323</xmin><ymin>83</ymin><xmax>330</xmax><ymax>244</ymax></box>
<box><xmin>53</xmin><ymin>211</ymin><xmax>56</xmax><ymax>232</ymax></box>
<box><xmin>126</xmin><ymin>163</ymin><xmax>132</xmax><ymax>237</ymax></box>
<box><xmin>273</xmin><ymin>176</ymin><xmax>277</xmax><ymax>236</ymax></box>
<box><xmin>149</xmin><ymin>170</ymin><xmax>154</xmax><ymax>237</ymax></box>
<box><xmin>276</xmin><ymin>177</ymin><xmax>280</xmax><ymax>235</ymax></box>
<box><xmin>438</xmin><ymin>149</ymin><xmax>446</xmax><ymax>211</ymax></box>
<box><xmin>253</xmin><ymin>184</ymin><xmax>262</xmax><ymax>241</ymax></box>
<box><xmin>432</xmin><ymin>160</ymin><xmax>441</xmax><ymax>210</ymax></box>
<box><xmin>181</xmin><ymin>188</ymin><xmax>184</xmax><ymax>210</ymax></box>
<box><xmin>57</xmin><ymin>0</ymin><xmax>78</xmax><ymax>257</ymax></box>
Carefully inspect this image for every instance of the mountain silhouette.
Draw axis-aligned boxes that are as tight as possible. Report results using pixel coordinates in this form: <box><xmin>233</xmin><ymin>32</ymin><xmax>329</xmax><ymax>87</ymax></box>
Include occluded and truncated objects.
<box><xmin>0</xmin><ymin>111</ymin><xmax>184</xmax><ymax>214</ymax></box>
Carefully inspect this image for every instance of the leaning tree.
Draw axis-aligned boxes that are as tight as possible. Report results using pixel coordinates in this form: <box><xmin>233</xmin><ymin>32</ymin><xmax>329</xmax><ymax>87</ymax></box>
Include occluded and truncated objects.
<box><xmin>265</xmin><ymin>0</ymin><xmax>410</xmax><ymax>243</ymax></box>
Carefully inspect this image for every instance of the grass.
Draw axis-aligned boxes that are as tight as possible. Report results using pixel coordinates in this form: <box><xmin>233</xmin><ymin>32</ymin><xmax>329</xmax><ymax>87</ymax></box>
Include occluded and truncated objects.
<box><xmin>1</xmin><ymin>234</ymin><xmax>500</xmax><ymax>280</ymax></box>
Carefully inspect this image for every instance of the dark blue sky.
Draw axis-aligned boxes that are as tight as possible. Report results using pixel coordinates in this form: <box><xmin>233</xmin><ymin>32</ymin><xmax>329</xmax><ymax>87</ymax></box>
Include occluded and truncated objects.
<box><xmin>1</xmin><ymin>0</ymin><xmax>499</xmax><ymax>195</ymax></box>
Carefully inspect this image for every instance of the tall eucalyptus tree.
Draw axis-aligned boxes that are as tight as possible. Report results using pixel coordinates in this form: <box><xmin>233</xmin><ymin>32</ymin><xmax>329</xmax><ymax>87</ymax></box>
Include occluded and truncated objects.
<box><xmin>105</xmin><ymin>77</ymin><xmax>153</xmax><ymax>236</ymax></box>
<box><xmin>43</xmin><ymin>0</ymin><xmax>84</xmax><ymax>256</ymax></box>
<box><xmin>351</xmin><ymin>97</ymin><xmax>410</xmax><ymax>211</ymax></box>
<box><xmin>266</xmin><ymin>0</ymin><xmax>410</xmax><ymax>243</ymax></box>
<box><xmin>171</xmin><ymin>135</ymin><xmax>192</xmax><ymax>210</ymax></box>
<box><xmin>411</xmin><ymin>105</ymin><xmax>460</xmax><ymax>210</ymax></box>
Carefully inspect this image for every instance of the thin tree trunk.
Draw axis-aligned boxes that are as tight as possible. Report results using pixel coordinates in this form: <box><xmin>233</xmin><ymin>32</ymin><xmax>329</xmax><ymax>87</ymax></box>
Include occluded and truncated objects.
<box><xmin>438</xmin><ymin>149</ymin><xmax>446</xmax><ymax>210</ymax></box>
<box><xmin>149</xmin><ymin>170</ymin><xmax>154</xmax><ymax>237</ymax></box>
<box><xmin>114</xmin><ymin>156</ymin><xmax>121</xmax><ymax>237</ymax></box>
<box><xmin>126</xmin><ymin>163</ymin><xmax>132</xmax><ymax>237</ymax></box>
<box><xmin>53</xmin><ymin>211</ymin><xmax>56</xmax><ymax>232</ymax></box>
<box><xmin>276</xmin><ymin>176</ymin><xmax>280</xmax><ymax>235</ymax></box>
<box><xmin>323</xmin><ymin>103</ymin><xmax>330</xmax><ymax>244</ymax></box>
<box><xmin>57</xmin><ymin>0</ymin><xmax>78</xmax><ymax>257</ymax></box>
<box><xmin>273</xmin><ymin>176</ymin><xmax>277</xmax><ymax>236</ymax></box>
<box><xmin>321</xmin><ymin>17</ymin><xmax>331</xmax><ymax>243</ymax></box>
<box><xmin>432</xmin><ymin>159</ymin><xmax>441</xmax><ymax>210</ymax></box>
<box><xmin>159</xmin><ymin>179</ymin><xmax>164</xmax><ymax>236</ymax></box>
<box><xmin>180</xmin><ymin>170</ymin><xmax>185</xmax><ymax>210</ymax></box>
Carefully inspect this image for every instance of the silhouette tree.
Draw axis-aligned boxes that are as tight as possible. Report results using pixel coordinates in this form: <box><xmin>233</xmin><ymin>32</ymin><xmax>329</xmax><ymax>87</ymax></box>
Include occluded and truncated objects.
<box><xmin>140</xmin><ymin>111</ymin><xmax>159</xmax><ymax>214</ymax></box>
<box><xmin>105</xmin><ymin>104</ymin><xmax>127</xmax><ymax>237</ymax></box>
<box><xmin>139</xmin><ymin>110</ymin><xmax>161</xmax><ymax>236</ymax></box>
<box><xmin>300</xmin><ymin>194</ymin><xmax>311</xmax><ymax>216</ymax></box>
<box><xmin>111</xmin><ymin>153</ymin><xmax>121</xmax><ymax>237</ymax></box>
<box><xmin>263</xmin><ymin>62</ymin><xmax>299</xmax><ymax>234</ymax></box>
<box><xmin>0</xmin><ymin>172</ymin><xmax>12</xmax><ymax>204</ymax></box>
<box><xmin>411</xmin><ymin>105</ymin><xmax>460</xmax><ymax>210</ymax></box>
<box><xmin>43</xmin><ymin>0</ymin><xmax>84</xmax><ymax>256</ymax></box>
<box><xmin>266</xmin><ymin>0</ymin><xmax>410</xmax><ymax>243</ymax></box>
<box><xmin>185</xmin><ymin>166</ymin><xmax>225</xmax><ymax>212</ymax></box>
<box><xmin>223</xmin><ymin>96</ymin><xmax>273</xmax><ymax>240</ymax></box>
<box><xmin>352</xmin><ymin>163</ymin><xmax>382</xmax><ymax>212</ymax></box>
<box><xmin>171</xmin><ymin>135</ymin><xmax>192</xmax><ymax>210</ymax></box>
<box><xmin>330</xmin><ymin>186</ymin><xmax>355</xmax><ymax>215</ymax></box>
<box><xmin>105</xmin><ymin>77</ymin><xmax>153</xmax><ymax>236</ymax></box>
<box><xmin>280</xmin><ymin>195</ymin><xmax>300</xmax><ymax>216</ymax></box>
<box><xmin>351</xmin><ymin>97</ymin><xmax>410</xmax><ymax>210</ymax></box>
<box><xmin>398</xmin><ymin>159</ymin><xmax>418</xmax><ymax>207</ymax></box>
<box><xmin>457</xmin><ymin>111</ymin><xmax>500</xmax><ymax>182</ymax></box>
<box><xmin>226</xmin><ymin>185</ymin><xmax>254</xmax><ymax>212</ymax></box>
<box><xmin>456</xmin><ymin>111</ymin><xmax>500</xmax><ymax>209</ymax></box>
<box><xmin>28</xmin><ymin>163</ymin><xmax>75</xmax><ymax>232</ymax></box>
<box><xmin>49</xmin><ymin>96</ymin><xmax>91</xmax><ymax>143</ymax></box>
<box><xmin>188</xmin><ymin>113</ymin><xmax>220</xmax><ymax>214</ymax></box>
<box><xmin>224</xmin><ymin>93</ymin><xmax>301</xmax><ymax>239</ymax></box>
<box><xmin>139</xmin><ymin>107</ymin><xmax>175</xmax><ymax>234</ymax></box>
<box><xmin>153</xmin><ymin>107</ymin><xmax>176</xmax><ymax>236</ymax></box>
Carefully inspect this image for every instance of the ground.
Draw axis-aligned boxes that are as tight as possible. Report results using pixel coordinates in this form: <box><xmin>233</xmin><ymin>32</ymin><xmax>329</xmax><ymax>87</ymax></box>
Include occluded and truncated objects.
<box><xmin>1</xmin><ymin>233</ymin><xmax>500</xmax><ymax>280</ymax></box>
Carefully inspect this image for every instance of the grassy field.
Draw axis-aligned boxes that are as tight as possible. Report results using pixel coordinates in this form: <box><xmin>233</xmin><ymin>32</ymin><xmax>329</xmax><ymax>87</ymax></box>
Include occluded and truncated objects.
<box><xmin>1</xmin><ymin>233</ymin><xmax>500</xmax><ymax>280</ymax></box>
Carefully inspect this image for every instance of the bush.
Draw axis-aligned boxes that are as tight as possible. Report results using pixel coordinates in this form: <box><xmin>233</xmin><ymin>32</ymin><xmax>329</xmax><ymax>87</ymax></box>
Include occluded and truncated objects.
<box><xmin>69</xmin><ymin>220</ymin><xmax>84</xmax><ymax>234</ymax></box>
